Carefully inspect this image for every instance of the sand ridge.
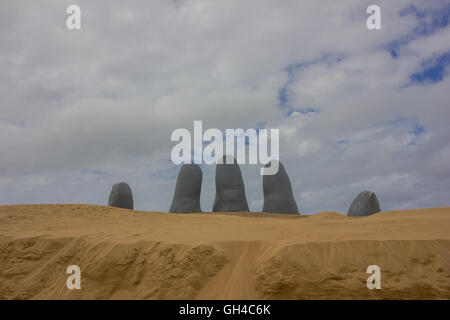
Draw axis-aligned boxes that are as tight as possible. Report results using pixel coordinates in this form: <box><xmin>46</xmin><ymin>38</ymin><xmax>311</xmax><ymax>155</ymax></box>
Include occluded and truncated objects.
<box><xmin>0</xmin><ymin>204</ymin><xmax>449</xmax><ymax>299</ymax></box>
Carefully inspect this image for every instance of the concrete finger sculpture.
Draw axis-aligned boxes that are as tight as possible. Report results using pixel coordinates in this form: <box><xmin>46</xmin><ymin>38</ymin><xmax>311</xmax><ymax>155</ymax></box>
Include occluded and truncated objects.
<box><xmin>108</xmin><ymin>182</ymin><xmax>134</xmax><ymax>209</ymax></box>
<box><xmin>169</xmin><ymin>164</ymin><xmax>202</xmax><ymax>213</ymax></box>
<box><xmin>262</xmin><ymin>160</ymin><xmax>299</xmax><ymax>214</ymax></box>
<box><xmin>347</xmin><ymin>190</ymin><xmax>381</xmax><ymax>217</ymax></box>
<box><xmin>213</xmin><ymin>155</ymin><xmax>249</xmax><ymax>212</ymax></box>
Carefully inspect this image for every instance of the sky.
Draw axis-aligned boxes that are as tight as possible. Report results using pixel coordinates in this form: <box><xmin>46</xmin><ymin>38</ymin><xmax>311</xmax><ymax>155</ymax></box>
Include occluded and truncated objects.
<box><xmin>0</xmin><ymin>0</ymin><xmax>449</xmax><ymax>214</ymax></box>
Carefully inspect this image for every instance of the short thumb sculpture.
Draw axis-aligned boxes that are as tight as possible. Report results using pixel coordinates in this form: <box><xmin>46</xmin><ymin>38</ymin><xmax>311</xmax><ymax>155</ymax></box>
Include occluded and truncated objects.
<box><xmin>262</xmin><ymin>160</ymin><xmax>299</xmax><ymax>214</ymax></box>
<box><xmin>169</xmin><ymin>164</ymin><xmax>202</xmax><ymax>213</ymax></box>
<box><xmin>213</xmin><ymin>155</ymin><xmax>249</xmax><ymax>212</ymax></box>
<box><xmin>347</xmin><ymin>190</ymin><xmax>381</xmax><ymax>217</ymax></box>
<box><xmin>108</xmin><ymin>182</ymin><xmax>134</xmax><ymax>209</ymax></box>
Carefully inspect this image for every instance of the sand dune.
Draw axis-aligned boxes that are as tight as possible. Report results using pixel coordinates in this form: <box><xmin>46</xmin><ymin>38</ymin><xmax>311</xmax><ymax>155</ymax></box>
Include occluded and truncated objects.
<box><xmin>0</xmin><ymin>204</ymin><xmax>449</xmax><ymax>299</ymax></box>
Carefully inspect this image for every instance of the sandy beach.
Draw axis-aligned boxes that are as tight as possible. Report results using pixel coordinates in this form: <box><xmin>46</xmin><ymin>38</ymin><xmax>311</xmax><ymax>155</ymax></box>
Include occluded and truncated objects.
<box><xmin>0</xmin><ymin>204</ymin><xmax>448</xmax><ymax>299</ymax></box>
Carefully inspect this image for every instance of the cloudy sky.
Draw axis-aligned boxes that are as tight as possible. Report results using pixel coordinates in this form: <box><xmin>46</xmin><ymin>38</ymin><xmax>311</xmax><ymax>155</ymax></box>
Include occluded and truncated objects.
<box><xmin>1</xmin><ymin>0</ymin><xmax>449</xmax><ymax>214</ymax></box>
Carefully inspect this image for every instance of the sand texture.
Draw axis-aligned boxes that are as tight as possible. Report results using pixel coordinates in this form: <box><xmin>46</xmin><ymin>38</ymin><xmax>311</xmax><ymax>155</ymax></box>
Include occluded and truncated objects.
<box><xmin>0</xmin><ymin>204</ymin><xmax>449</xmax><ymax>299</ymax></box>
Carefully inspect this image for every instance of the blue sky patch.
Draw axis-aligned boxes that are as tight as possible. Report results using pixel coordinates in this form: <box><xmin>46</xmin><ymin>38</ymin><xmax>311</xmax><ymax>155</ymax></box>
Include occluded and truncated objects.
<box><xmin>387</xmin><ymin>4</ymin><xmax>450</xmax><ymax>58</ymax></box>
<box><xmin>410</xmin><ymin>123</ymin><xmax>425</xmax><ymax>136</ymax></box>
<box><xmin>287</xmin><ymin>107</ymin><xmax>320</xmax><ymax>116</ymax></box>
<box><xmin>410</xmin><ymin>51</ymin><xmax>450</xmax><ymax>84</ymax></box>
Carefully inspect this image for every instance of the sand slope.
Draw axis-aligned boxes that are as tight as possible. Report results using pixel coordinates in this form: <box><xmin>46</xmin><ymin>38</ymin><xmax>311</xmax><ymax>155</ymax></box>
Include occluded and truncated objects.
<box><xmin>0</xmin><ymin>204</ymin><xmax>449</xmax><ymax>299</ymax></box>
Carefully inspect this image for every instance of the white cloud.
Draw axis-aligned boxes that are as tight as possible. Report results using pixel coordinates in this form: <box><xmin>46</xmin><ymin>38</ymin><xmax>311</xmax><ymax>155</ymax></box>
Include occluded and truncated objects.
<box><xmin>0</xmin><ymin>0</ymin><xmax>449</xmax><ymax>213</ymax></box>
